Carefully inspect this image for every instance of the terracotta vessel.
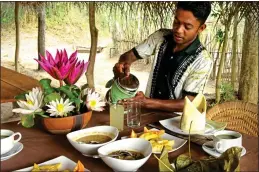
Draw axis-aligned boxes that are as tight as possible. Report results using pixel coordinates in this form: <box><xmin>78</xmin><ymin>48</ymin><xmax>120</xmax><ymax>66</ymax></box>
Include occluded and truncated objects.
<box><xmin>41</xmin><ymin>111</ymin><xmax>92</xmax><ymax>134</ymax></box>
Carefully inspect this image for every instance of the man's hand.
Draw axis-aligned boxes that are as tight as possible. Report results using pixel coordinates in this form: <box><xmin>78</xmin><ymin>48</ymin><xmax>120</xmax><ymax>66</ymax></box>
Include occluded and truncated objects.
<box><xmin>134</xmin><ymin>91</ymin><xmax>146</xmax><ymax>101</ymax></box>
<box><xmin>113</xmin><ymin>50</ymin><xmax>138</xmax><ymax>79</ymax></box>
<box><xmin>117</xmin><ymin>91</ymin><xmax>147</xmax><ymax>108</ymax></box>
<box><xmin>113</xmin><ymin>62</ymin><xmax>131</xmax><ymax>79</ymax></box>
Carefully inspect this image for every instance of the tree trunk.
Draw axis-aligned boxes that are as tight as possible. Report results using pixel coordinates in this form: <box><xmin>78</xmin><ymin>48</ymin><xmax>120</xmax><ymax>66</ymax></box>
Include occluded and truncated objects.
<box><xmin>231</xmin><ymin>12</ymin><xmax>239</xmax><ymax>89</ymax></box>
<box><xmin>215</xmin><ymin>21</ymin><xmax>231</xmax><ymax>103</ymax></box>
<box><xmin>14</xmin><ymin>2</ymin><xmax>20</xmax><ymax>72</ymax></box>
<box><xmin>86</xmin><ymin>2</ymin><xmax>98</xmax><ymax>89</ymax></box>
<box><xmin>238</xmin><ymin>16</ymin><xmax>258</xmax><ymax>104</ymax></box>
<box><xmin>37</xmin><ymin>2</ymin><xmax>46</xmax><ymax>70</ymax></box>
<box><xmin>211</xmin><ymin>41</ymin><xmax>222</xmax><ymax>80</ymax></box>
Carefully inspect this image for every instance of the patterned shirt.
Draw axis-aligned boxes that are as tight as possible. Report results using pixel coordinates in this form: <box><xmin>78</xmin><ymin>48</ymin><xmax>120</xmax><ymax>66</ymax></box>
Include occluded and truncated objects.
<box><xmin>132</xmin><ymin>29</ymin><xmax>213</xmax><ymax>99</ymax></box>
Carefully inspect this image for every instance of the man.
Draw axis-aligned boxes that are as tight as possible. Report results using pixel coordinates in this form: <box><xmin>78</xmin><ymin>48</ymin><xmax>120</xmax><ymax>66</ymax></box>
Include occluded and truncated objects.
<box><xmin>113</xmin><ymin>2</ymin><xmax>212</xmax><ymax>112</ymax></box>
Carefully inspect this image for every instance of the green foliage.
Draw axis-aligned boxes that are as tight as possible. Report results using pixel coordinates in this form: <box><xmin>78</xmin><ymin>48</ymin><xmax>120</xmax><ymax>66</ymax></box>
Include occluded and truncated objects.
<box><xmin>59</xmin><ymin>85</ymin><xmax>81</xmax><ymax>110</ymax></box>
<box><xmin>216</xmin><ymin>29</ymin><xmax>224</xmax><ymax>43</ymax></box>
<box><xmin>157</xmin><ymin>147</ymin><xmax>242</xmax><ymax>172</ymax></box>
<box><xmin>220</xmin><ymin>82</ymin><xmax>236</xmax><ymax>102</ymax></box>
<box><xmin>39</xmin><ymin>78</ymin><xmax>56</xmax><ymax>95</ymax></box>
<box><xmin>14</xmin><ymin>92</ymin><xmax>29</xmax><ymax>101</ymax></box>
<box><xmin>1</xmin><ymin>3</ymin><xmax>15</xmax><ymax>25</ymax></box>
<box><xmin>21</xmin><ymin>113</ymin><xmax>35</xmax><ymax>128</ymax></box>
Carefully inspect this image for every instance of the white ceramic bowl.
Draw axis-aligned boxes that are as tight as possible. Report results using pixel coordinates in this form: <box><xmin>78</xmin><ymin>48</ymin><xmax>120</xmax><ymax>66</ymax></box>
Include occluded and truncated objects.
<box><xmin>66</xmin><ymin>126</ymin><xmax>119</xmax><ymax>155</ymax></box>
<box><xmin>98</xmin><ymin>138</ymin><xmax>152</xmax><ymax>171</ymax></box>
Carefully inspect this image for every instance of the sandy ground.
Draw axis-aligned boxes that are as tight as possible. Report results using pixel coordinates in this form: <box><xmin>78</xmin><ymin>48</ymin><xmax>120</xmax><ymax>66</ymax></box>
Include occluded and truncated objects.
<box><xmin>1</xmin><ymin>27</ymin><xmax>215</xmax><ymax>122</ymax></box>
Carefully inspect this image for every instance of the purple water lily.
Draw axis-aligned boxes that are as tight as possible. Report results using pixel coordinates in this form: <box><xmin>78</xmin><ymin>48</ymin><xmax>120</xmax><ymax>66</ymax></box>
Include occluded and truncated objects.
<box><xmin>35</xmin><ymin>49</ymin><xmax>78</xmax><ymax>86</ymax></box>
<box><xmin>64</xmin><ymin>60</ymin><xmax>89</xmax><ymax>85</ymax></box>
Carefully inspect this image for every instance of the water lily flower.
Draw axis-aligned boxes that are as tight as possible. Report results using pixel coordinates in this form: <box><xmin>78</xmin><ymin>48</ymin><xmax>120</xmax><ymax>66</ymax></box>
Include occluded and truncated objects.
<box><xmin>35</xmin><ymin>49</ymin><xmax>78</xmax><ymax>81</ymax></box>
<box><xmin>46</xmin><ymin>98</ymin><xmax>75</xmax><ymax>117</ymax></box>
<box><xmin>12</xmin><ymin>87</ymin><xmax>44</xmax><ymax>115</ymax></box>
<box><xmin>64</xmin><ymin>60</ymin><xmax>89</xmax><ymax>85</ymax></box>
<box><xmin>86</xmin><ymin>89</ymin><xmax>106</xmax><ymax>112</ymax></box>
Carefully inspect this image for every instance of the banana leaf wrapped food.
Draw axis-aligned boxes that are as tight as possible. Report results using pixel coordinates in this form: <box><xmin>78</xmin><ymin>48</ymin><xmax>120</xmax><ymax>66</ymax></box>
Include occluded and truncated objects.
<box><xmin>157</xmin><ymin>147</ymin><xmax>242</xmax><ymax>172</ymax></box>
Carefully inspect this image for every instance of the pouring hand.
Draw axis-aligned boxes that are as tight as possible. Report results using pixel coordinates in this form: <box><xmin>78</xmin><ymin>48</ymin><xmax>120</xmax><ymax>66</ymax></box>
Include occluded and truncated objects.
<box><xmin>113</xmin><ymin>62</ymin><xmax>130</xmax><ymax>79</ymax></box>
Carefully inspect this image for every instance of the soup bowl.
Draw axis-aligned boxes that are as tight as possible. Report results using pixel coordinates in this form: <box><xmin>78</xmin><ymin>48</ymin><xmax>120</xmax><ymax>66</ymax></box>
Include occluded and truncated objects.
<box><xmin>66</xmin><ymin>125</ymin><xmax>119</xmax><ymax>155</ymax></box>
<box><xmin>98</xmin><ymin>138</ymin><xmax>152</xmax><ymax>171</ymax></box>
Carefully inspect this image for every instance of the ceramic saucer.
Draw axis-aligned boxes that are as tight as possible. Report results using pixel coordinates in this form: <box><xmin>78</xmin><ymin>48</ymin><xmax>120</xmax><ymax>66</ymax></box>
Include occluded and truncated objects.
<box><xmin>1</xmin><ymin>142</ymin><xmax>23</xmax><ymax>161</ymax></box>
<box><xmin>202</xmin><ymin>141</ymin><xmax>246</xmax><ymax>158</ymax></box>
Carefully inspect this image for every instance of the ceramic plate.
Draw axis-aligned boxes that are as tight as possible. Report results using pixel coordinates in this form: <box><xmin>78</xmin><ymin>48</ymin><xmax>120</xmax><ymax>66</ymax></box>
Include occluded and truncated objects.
<box><xmin>150</xmin><ymin>128</ymin><xmax>187</xmax><ymax>154</ymax></box>
<box><xmin>14</xmin><ymin>156</ymin><xmax>90</xmax><ymax>172</ymax></box>
<box><xmin>159</xmin><ymin>116</ymin><xmax>215</xmax><ymax>136</ymax></box>
<box><xmin>1</xmin><ymin>142</ymin><xmax>23</xmax><ymax>161</ymax></box>
<box><xmin>202</xmin><ymin>141</ymin><xmax>246</xmax><ymax>158</ymax></box>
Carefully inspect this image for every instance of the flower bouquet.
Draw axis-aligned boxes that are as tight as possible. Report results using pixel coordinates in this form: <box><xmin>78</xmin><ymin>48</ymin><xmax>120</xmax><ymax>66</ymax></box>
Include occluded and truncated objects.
<box><xmin>12</xmin><ymin>49</ymin><xmax>105</xmax><ymax>133</ymax></box>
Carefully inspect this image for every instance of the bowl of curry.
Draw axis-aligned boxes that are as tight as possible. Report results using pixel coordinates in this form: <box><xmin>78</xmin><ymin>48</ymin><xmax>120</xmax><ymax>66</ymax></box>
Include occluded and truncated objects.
<box><xmin>66</xmin><ymin>126</ymin><xmax>119</xmax><ymax>155</ymax></box>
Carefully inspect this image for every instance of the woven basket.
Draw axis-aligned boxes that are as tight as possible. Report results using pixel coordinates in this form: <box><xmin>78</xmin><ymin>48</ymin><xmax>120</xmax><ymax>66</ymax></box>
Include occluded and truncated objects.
<box><xmin>207</xmin><ymin>101</ymin><xmax>258</xmax><ymax>137</ymax></box>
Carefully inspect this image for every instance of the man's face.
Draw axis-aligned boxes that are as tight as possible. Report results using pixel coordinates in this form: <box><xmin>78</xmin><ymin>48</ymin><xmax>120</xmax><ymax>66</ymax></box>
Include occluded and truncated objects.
<box><xmin>172</xmin><ymin>8</ymin><xmax>206</xmax><ymax>45</ymax></box>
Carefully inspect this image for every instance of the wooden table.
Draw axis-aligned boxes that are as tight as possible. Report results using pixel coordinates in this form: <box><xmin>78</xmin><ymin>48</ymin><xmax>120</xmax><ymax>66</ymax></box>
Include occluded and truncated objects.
<box><xmin>1</xmin><ymin>110</ymin><xmax>258</xmax><ymax>172</ymax></box>
<box><xmin>1</xmin><ymin>66</ymin><xmax>40</xmax><ymax>103</ymax></box>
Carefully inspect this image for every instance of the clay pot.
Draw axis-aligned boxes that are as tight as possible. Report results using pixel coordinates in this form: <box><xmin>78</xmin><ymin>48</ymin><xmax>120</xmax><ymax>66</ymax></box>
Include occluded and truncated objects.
<box><xmin>41</xmin><ymin>111</ymin><xmax>92</xmax><ymax>134</ymax></box>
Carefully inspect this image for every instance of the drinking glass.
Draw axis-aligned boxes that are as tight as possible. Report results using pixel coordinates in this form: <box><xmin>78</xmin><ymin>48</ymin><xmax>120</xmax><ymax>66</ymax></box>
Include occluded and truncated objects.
<box><xmin>110</xmin><ymin>104</ymin><xmax>125</xmax><ymax>131</ymax></box>
<box><xmin>126</xmin><ymin>99</ymin><xmax>141</xmax><ymax>128</ymax></box>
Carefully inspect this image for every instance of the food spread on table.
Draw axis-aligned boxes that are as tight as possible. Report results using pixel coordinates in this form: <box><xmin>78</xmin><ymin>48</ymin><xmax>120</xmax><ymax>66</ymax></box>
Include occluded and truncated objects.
<box><xmin>31</xmin><ymin>160</ymin><xmax>85</xmax><ymax>172</ymax></box>
<box><xmin>130</xmin><ymin>127</ymin><xmax>174</xmax><ymax>153</ymax></box>
<box><xmin>180</xmin><ymin>93</ymin><xmax>207</xmax><ymax>134</ymax></box>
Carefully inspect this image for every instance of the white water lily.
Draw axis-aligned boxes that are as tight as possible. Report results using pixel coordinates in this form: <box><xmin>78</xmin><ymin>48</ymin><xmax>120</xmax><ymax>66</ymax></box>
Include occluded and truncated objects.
<box><xmin>12</xmin><ymin>87</ymin><xmax>44</xmax><ymax>115</ymax></box>
<box><xmin>46</xmin><ymin>98</ymin><xmax>75</xmax><ymax>117</ymax></box>
<box><xmin>86</xmin><ymin>89</ymin><xmax>105</xmax><ymax>112</ymax></box>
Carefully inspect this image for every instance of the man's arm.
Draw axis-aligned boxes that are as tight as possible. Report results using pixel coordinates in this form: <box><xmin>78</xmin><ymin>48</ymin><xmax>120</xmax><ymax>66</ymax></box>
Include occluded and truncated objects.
<box><xmin>133</xmin><ymin>91</ymin><xmax>195</xmax><ymax>112</ymax></box>
<box><xmin>143</xmin><ymin>97</ymin><xmax>194</xmax><ymax>112</ymax></box>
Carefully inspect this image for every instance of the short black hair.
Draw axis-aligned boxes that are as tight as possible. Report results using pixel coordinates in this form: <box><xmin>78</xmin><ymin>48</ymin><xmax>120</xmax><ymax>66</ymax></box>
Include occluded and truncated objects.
<box><xmin>176</xmin><ymin>2</ymin><xmax>211</xmax><ymax>24</ymax></box>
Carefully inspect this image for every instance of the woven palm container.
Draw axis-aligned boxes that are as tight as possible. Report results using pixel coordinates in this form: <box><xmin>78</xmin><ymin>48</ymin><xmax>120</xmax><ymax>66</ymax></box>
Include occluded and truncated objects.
<box><xmin>207</xmin><ymin>101</ymin><xmax>258</xmax><ymax>137</ymax></box>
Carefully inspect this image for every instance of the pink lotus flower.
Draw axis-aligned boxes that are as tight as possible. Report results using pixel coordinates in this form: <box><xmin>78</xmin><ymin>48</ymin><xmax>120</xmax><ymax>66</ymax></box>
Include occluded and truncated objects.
<box><xmin>35</xmin><ymin>49</ymin><xmax>77</xmax><ymax>81</ymax></box>
<box><xmin>64</xmin><ymin>60</ymin><xmax>89</xmax><ymax>85</ymax></box>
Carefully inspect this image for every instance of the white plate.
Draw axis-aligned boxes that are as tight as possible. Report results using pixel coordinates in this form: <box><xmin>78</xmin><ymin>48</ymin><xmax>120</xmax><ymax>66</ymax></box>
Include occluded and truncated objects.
<box><xmin>1</xmin><ymin>142</ymin><xmax>23</xmax><ymax>161</ymax></box>
<box><xmin>159</xmin><ymin>116</ymin><xmax>215</xmax><ymax>136</ymax></box>
<box><xmin>150</xmin><ymin>128</ymin><xmax>187</xmax><ymax>154</ymax></box>
<box><xmin>202</xmin><ymin>141</ymin><xmax>246</xmax><ymax>158</ymax></box>
<box><xmin>14</xmin><ymin>155</ymin><xmax>90</xmax><ymax>172</ymax></box>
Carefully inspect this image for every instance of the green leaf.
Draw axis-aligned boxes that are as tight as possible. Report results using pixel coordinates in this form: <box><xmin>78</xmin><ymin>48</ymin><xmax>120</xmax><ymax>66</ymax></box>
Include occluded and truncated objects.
<box><xmin>59</xmin><ymin>85</ymin><xmax>75</xmax><ymax>97</ymax></box>
<box><xmin>35</xmin><ymin>111</ymin><xmax>50</xmax><ymax>118</ymax></box>
<box><xmin>44</xmin><ymin>92</ymin><xmax>61</xmax><ymax>104</ymax></box>
<box><xmin>70</xmin><ymin>85</ymin><xmax>81</xmax><ymax>98</ymax></box>
<box><xmin>59</xmin><ymin>85</ymin><xmax>81</xmax><ymax>108</ymax></box>
<box><xmin>39</xmin><ymin>78</ymin><xmax>56</xmax><ymax>95</ymax></box>
<box><xmin>175</xmin><ymin>154</ymin><xmax>193</xmax><ymax>171</ymax></box>
<box><xmin>21</xmin><ymin>114</ymin><xmax>35</xmax><ymax>128</ymax></box>
<box><xmin>14</xmin><ymin>92</ymin><xmax>28</xmax><ymax>101</ymax></box>
<box><xmin>155</xmin><ymin>147</ymin><xmax>174</xmax><ymax>172</ymax></box>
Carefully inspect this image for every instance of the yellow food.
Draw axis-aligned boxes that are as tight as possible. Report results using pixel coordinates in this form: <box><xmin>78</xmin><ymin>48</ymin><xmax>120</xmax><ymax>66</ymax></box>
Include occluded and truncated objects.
<box><xmin>130</xmin><ymin>130</ymin><xmax>138</xmax><ymax>138</ymax></box>
<box><xmin>130</xmin><ymin>127</ymin><xmax>174</xmax><ymax>153</ymax></box>
<box><xmin>31</xmin><ymin>163</ymin><xmax>61</xmax><ymax>171</ymax></box>
<box><xmin>73</xmin><ymin>160</ymin><xmax>85</xmax><ymax>172</ymax></box>
<box><xmin>31</xmin><ymin>160</ymin><xmax>85</xmax><ymax>172</ymax></box>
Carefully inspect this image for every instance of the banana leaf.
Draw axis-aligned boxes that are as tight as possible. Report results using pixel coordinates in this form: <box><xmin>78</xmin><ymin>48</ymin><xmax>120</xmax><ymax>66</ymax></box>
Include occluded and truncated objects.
<box><xmin>158</xmin><ymin>147</ymin><xmax>242</xmax><ymax>172</ymax></box>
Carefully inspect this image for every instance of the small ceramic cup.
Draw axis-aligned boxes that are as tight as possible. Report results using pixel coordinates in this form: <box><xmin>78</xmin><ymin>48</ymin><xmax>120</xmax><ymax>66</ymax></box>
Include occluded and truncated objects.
<box><xmin>1</xmin><ymin>129</ymin><xmax>22</xmax><ymax>155</ymax></box>
<box><xmin>213</xmin><ymin>130</ymin><xmax>242</xmax><ymax>153</ymax></box>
